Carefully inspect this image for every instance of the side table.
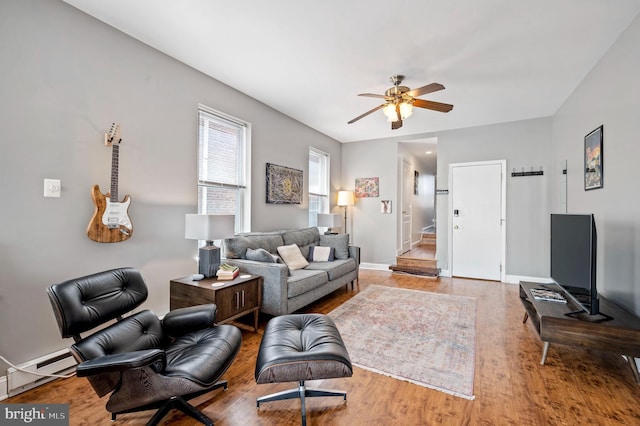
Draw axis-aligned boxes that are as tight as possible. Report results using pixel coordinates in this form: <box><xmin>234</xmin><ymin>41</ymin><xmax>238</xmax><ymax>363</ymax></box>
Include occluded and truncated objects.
<box><xmin>170</xmin><ymin>274</ymin><xmax>263</xmax><ymax>332</ymax></box>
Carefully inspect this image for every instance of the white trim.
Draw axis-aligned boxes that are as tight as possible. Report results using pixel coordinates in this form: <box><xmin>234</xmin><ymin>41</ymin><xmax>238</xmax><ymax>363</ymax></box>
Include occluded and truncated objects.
<box><xmin>448</xmin><ymin>160</ymin><xmax>507</xmax><ymax>282</ymax></box>
<box><xmin>0</xmin><ymin>376</ymin><xmax>8</xmax><ymax>401</ymax></box>
<box><xmin>505</xmin><ymin>274</ymin><xmax>552</xmax><ymax>285</ymax></box>
<box><xmin>359</xmin><ymin>262</ymin><xmax>391</xmax><ymax>271</ymax></box>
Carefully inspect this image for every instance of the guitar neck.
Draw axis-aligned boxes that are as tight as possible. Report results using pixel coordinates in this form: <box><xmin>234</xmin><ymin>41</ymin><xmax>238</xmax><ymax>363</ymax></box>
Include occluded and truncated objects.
<box><xmin>110</xmin><ymin>144</ymin><xmax>119</xmax><ymax>202</ymax></box>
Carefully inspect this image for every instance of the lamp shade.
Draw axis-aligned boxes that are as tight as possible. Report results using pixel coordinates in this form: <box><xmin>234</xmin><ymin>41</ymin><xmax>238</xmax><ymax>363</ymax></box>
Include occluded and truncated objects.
<box><xmin>337</xmin><ymin>190</ymin><xmax>355</xmax><ymax>206</ymax></box>
<box><xmin>185</xmin><ymin>214</ymin><xmax>235</xmax><ymax>241</ymax></box>
<box><xmin>317</xmin><ymin>213</ymin><xmax>342</xmax><ymax>228</ymax></box>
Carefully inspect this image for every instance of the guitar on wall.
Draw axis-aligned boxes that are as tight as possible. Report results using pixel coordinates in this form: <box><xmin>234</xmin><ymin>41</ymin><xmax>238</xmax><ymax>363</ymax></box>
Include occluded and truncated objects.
<box><xmin>87</xmin><ymin>123</ymin><xmax>133</xmax><ymax>243</ymax></box>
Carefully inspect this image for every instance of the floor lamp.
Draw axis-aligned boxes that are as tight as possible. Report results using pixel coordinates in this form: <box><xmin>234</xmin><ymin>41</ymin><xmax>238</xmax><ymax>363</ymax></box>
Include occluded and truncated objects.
<box><xmin>185</xmin><ymin>214</ymin><xmax>235</xmax><ymax>278</ymax></box>
<box><xmin>337</xmin><ymin>190</ymin><xmax>355</xmax><ymax>235</ymax></box>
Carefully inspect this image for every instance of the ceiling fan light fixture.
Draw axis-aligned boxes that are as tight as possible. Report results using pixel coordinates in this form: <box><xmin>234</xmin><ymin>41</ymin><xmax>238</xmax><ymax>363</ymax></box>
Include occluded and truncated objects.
<box><xmin>382</xmin><ymin>103</ymin><xmax>398</xmax><ymax>122</ymax></box>
<box><xmin>399</xmin><ymin>100</ymin><xmax>413</xmax><ymax>119</ymax></box>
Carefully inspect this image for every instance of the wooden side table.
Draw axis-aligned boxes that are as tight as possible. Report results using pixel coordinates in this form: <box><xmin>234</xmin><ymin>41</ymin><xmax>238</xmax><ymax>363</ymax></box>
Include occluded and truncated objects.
<box><xmin>170</xmin><ymin>274</ymin><xmax>262</xmax><ymax>332</ymax></box>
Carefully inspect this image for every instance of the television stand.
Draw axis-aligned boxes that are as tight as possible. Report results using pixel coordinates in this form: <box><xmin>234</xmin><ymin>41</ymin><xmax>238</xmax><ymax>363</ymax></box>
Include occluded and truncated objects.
<box><xmin>564</xmin><ymin>309</ymin><xmax>613</xmax><ymax>322</ymax></box>
<box><xmin>520</xmin><ymin>281</ymin><xmax>640</xmax><ymax>383</ymax></box>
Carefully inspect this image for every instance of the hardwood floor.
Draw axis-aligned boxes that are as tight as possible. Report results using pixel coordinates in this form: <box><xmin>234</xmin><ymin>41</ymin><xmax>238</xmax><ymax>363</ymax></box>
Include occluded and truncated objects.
<box><xmin>5</xmin><ymin>270</ymin><xmax>640</xmax><ymax>425</ymax></box>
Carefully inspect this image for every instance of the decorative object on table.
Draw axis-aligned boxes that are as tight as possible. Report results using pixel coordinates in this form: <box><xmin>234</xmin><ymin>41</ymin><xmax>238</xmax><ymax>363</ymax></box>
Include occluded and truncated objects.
<box><xmin>216</xmin><ymin>263</ymin><xmax>239</xmax><ymax>280</ymax></box>
<box><xmin>329</xmin><ymin>285</ymin><xmax>477</xmax><ymax>400</ymax></box>
<box><xmin>355</xmin><ymin>177</ymin><xmax>379</xmax><ymax>198</ymax></box>
<box><xmin>584</xmin><ymin>125</ymin><xmax>603</xmax><ymax>190</ymax></box>
<box><xmin>347</xmin><ymin>74</ymin><xmax>453</xmax><ymax>130</ymax></box>
<box><xmin>87</xmin><ymin>123</ymin><xmax>133</xmax><ymax>243</ymax></box>
<box><xmin>266</xmin><ymin>162</ymin><xmax>303</xmax><ymax>204</ymax></box>
<box><xmin>317</xmin><ymin>213</ymin><xmax>342</xmax><ymax>234</ymax></box>
<box><xmin>530</xmin><ymin>288</ymin><xmax>567</xmax><ymax>303</ymax></box>
<box><xmin>381</xmin><ymin>200</ymin><xmax>392</xmax><ymax>213</ymax></box>
<box><xmin>337</xmin><ymin>190</ymin><xmax>356</xmax><ymax>235</ymax></box>
<box><xmin>185</xmin><ymin>214</ymin><xmax>235</xmax><ymax>278</ymax></box>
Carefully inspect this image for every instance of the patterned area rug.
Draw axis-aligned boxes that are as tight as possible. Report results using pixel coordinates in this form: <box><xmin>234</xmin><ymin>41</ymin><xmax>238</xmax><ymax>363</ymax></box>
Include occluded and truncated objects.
<box><xmin>329</xmin><ymin>285</ymin><xmax>476</xmax><ymax>399</ymax></box>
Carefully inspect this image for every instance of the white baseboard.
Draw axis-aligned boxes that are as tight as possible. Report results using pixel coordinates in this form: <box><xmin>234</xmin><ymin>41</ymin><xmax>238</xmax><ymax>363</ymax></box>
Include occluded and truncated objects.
<box><xmin>0</xmin><ymin>375</ymin><xmax>8</xmax><ymax>401</ymax></box>
<box><xmin>359</xmin><ymin>262</ymin><xmax>391</xmax><ymax>271</ymax></box>
<box><xmin>505</xmin><ymin>274</ymin><xmax>551</xmax><ymax>285</ymax></box>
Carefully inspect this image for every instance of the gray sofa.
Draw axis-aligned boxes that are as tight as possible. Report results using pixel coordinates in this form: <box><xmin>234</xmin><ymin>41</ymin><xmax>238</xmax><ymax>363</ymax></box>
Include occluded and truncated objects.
<box><xmin>222</xmin><ymin>227</ymin><xmax>359</xmax><ymax>316</ymax></box>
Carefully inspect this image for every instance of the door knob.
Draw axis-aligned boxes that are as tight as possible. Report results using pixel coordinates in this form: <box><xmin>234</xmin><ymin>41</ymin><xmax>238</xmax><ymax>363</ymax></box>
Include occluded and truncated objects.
<box><xmin>454</xmin><ymin>225</ymin><xmax>459</xmax><ymax>229</ymax></box>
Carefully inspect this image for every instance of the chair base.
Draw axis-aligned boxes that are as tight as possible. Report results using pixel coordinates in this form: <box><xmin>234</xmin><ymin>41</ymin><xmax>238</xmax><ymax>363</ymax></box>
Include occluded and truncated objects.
<box><xmin>113</xmin><ymin>380</ymin><xmax>228</xmax><ymax>426</ymax></box>
<box><xmin>256</xmin><ymin>380</ymin><xmax>347</xmax><ymax>426</ymax></box>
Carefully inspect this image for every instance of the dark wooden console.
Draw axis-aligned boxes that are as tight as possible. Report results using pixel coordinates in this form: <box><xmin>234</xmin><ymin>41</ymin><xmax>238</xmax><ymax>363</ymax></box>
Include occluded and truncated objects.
<box><xmin>519</xmin><ymin>281</ymin><xmax>640</xmax><ymax>382</ymax></box>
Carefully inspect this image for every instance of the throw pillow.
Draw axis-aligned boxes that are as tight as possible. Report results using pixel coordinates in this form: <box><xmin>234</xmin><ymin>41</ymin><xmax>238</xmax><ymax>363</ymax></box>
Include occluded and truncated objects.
<box><xmin>246</xmin><ymin>248</ymin><xmax>279</xmax><ymax>263</ymax></box>
<box><xmin>319</xmin><ymin>234</ymin><xmax>349</xmax><ymax>259</ymax></box>
<box><xmin>277</xmin><ymin>244</ymin><xmax>309</xmax><ymax>270</ymax></box>
<box><xmin>307</xmin><ymin>246</ymin><xmax>335</xmax><ymax>262</ymax></box>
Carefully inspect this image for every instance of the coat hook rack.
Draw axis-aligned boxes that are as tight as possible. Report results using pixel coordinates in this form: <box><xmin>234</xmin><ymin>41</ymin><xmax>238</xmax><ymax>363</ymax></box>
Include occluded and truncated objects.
<box><xmin>511</xmin><ymin>166</ymin><xmax>544</xmax><ymax>177</ymax></box>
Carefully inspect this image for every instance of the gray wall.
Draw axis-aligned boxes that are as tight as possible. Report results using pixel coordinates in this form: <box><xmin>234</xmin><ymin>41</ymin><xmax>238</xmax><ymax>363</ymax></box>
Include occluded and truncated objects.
<box><xmin>435</xmin><ymin>118</ymin><xmax>553</xmax><ymax>276</ymax></box>
<box><xmin>344</xmin><ymin>117</ymin><xmax>553</xmax><ymax>276</ymax></box>
<box><xmin>0</xmin><ymin>0</ymin><xmax>341</xmax><ymax>371</ymax></box>
<box><xmin>551</xmin><ymin>13</ymin><xmax>640</xmax><ymax>315</ymax></box>
<box><xmin>341</xmin><ymin>140</ymin><xmax>398</xmax><ymax>264</ymax></box>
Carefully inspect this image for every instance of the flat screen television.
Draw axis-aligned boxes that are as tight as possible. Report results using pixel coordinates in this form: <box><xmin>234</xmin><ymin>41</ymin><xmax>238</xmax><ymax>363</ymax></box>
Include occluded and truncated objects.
<box><xmin>550</xmin><ymin>213</ymin><xmax>601</xmax><ymax>316</ymax></box>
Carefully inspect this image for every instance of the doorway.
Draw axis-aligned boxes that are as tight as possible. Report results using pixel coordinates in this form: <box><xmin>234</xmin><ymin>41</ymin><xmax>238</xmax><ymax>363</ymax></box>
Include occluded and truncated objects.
<box><xmin>448</xmin><ymin>160</ymin><xmax>506</xmax><ymax>281</ymax></box>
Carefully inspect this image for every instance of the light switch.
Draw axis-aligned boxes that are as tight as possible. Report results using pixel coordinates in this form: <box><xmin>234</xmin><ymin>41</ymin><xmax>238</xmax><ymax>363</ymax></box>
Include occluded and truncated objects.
<box><xmin>44</xmin><ymin>179</ymin><xmax>61</xmax><ymax>198</ymax></box>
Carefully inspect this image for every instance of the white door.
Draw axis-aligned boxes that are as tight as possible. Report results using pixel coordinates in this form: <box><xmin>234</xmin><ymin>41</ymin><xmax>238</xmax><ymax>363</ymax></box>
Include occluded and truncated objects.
<box><xmin>401</xmin><ymin>160</ymin><xmax>412</xmax><ymax>253</ymax></box>
<box><xmin>450</xmin><ymin>161</ymin><xmax>504</xmax><ymax>281</ymax></box>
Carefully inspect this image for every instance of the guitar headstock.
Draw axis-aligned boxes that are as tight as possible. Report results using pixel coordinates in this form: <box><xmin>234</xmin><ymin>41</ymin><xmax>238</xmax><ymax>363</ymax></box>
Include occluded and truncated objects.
<box><xmin>104</xmin><ymin>123</ymin><xmax>122</xmax><ymax>146</ymax></box>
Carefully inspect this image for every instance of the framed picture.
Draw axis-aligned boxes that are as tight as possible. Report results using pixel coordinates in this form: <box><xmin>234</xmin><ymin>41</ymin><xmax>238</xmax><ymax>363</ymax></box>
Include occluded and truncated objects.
<box><xmin>266</xmin><ymin>163</ymin><xmax>303</xmax><ymax>204</ymax></box>
<box><xmin>355</xmin><ymin>177</ymin><xmax>379</xmax><ymax>198</ymax></box>
<box><xmin>414</xmin><ymin>170</ymin><xmax>419</xmax><ymax>195</ymax></box>
<box><xmin>381</xmin><ymin>200</ymin><xmax>392</xmax><ymax>213</ymax></box>
<box><xmin>584</xmin><ymin>125</ymin><xmax>603</xmax><ymax>190</ymax></box>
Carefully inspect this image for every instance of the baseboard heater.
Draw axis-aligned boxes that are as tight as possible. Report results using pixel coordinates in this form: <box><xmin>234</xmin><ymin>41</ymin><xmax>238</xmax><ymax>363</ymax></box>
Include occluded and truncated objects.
<box><xmin>7</xmin><ymin>348</ymin><xmax>76</xmax><ymax>397</ymax></box>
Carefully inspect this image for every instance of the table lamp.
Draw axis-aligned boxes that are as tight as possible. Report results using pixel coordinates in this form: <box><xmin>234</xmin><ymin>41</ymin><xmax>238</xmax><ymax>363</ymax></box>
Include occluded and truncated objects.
<box><xmin>185</xmin><ymin>214</ymin><xmax>235</xmax><ymax>278</ymax></box>
<box><xmin>317</xmin><ymin>213</ymin><xmax>342</xmax><ymax>234</ymax></box>
<box><xmin>337</xmin><ymin>190</ymin><xmax>356</xmax><ymax>234</ymax></box>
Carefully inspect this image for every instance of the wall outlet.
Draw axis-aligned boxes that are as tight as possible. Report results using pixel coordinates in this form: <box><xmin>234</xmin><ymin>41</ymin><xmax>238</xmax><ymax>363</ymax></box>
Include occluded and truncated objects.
<box><xmin>44</xmin><ymin>179</ymin><xmax>61</xmax><ymax>198</ymax></box>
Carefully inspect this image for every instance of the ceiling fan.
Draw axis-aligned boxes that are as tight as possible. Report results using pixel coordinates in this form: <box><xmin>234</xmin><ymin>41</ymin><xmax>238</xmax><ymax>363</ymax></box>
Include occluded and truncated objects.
<box><xmin>348</xmin><ymin>75</ymin><xmax>453</xmax><ymax>130</ymax></box>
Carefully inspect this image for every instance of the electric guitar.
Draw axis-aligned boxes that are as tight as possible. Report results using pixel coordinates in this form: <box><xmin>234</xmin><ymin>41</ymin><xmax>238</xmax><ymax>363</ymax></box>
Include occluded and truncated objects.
<box><xmin>86</xmin><ymin>123</ymin><xmax>133</xmax><ymax>243</ymax></box>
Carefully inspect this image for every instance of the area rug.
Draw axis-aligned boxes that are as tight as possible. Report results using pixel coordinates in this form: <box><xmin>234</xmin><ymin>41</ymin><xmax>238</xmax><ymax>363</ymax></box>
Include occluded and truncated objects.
<box><xmin>328</xmin><ymin>285</ymin><xmax>476</xmax><ymax>399</ymax></box>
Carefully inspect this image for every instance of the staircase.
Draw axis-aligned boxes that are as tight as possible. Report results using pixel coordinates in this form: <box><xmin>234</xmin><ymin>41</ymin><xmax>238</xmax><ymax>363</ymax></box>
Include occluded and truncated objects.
<box><xmin>389</xmin><ymin>231</ymin><xmax>439</xmax><ymax>279</ymax></box>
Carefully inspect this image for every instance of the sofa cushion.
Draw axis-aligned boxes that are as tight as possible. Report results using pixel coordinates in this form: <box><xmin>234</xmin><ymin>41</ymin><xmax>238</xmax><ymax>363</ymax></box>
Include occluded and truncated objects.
<box><xmin>223</xmin><ymin>234</ymin><xmax>284</xmax><ymax>259</ymax></box>
<box><xmin>277</xmin><ymin>244</ymin><xmax>309</xmax><ymax>270</ymax></box>
<box><xmin>282</xmin><ymin>227</ymin><xmax>320</xmax><ymax>258</ymax></box>
<box><xmin>246</xmin><ymin>248</ymin><xmax>280</xmax><ymax>263</ymax></box>
<box><xmin>305</xmin><ymin>258</ymin><xmax>357</xmax><ymax>281</ymax></box>
<box><xmin>287</xmin><ymin>269</ymin><xmax>329</xmax><ymax>298</ymax></box>
<box><xmin>319</xmin><ymin>234</ymin><xmax>349</xmax><ymax>259</ymax></box>
<box><xmin>307</xmin><ymin>246</ymin><xmax>334</xmax><ymax>262</ymax></box>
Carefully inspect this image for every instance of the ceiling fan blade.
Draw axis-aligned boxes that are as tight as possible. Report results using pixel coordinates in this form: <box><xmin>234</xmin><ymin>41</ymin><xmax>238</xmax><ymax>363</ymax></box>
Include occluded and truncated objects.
<box><xmin>413</xmin><ymin>98</ymin><xmax>454</xmax><ymax>113</ymax></box>
<box><xmin>358</xmin><ymin>93</ymin><xmax>393</xmax><ymax>100</ymax></box>
<box><xmin>348</xmin><ymin>104</ymin><xmax>385</xmax><ymax>124</ymax></box>
<box><xmin>406</xmin><ymin>83</ymin><xmax>445</xmax><ymax>98</ymax></box>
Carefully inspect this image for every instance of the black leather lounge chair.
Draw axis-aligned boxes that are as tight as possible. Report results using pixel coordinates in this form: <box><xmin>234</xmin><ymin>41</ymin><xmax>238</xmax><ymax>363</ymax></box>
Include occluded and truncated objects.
<box><xmin>47</xmin><ymin>267</ymin><xmax>242</xmax><ymax>425</ymax></box>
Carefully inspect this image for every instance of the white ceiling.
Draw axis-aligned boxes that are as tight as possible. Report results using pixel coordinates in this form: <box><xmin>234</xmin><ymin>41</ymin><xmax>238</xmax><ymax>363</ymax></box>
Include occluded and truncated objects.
<box><xmin>64</xmin><ymin>0</ymin><xmax>640</xmax><ymax>148</ymax></box>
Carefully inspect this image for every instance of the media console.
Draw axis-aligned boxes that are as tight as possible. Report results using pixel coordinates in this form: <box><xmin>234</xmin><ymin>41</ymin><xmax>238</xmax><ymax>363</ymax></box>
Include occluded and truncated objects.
<box><xmin>519</xmin><ymin>281</ymin><xmax>640</xmax><ymax>383</ymax></box>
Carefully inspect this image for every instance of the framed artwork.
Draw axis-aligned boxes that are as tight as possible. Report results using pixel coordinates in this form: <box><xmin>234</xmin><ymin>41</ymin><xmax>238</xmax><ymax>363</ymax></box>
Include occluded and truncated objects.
<box><xmin>584</xmin><ymin>125</ymin><xmax>603</xmax><ymax>190</ymax></box>
<box><xmin>414</xmin><ymin>170</ymin><xmax>419</xmax><ymax>195</ymax></box>
<box><xmin>381</xmin><ymin>200</ymin><xmax>392</xmax><ymax>213</ymax></box>
<box><xmin>355</xmin><ymin>177</ymin><xmax>379</xmax><ymax>198</ymax></box>
<box><xmin>266</xmin><ymin>163</ymin><xmax>303</xmax><ymax>204</ymax></box>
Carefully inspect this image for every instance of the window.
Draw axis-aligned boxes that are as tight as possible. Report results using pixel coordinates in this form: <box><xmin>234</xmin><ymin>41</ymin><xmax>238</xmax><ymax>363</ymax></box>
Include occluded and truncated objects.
<box><xmin>198</xmin><ymin>106</ymin><xmax>250</xmax><ymax>232</ymax></box>
<box><xmin>308</xmin><ymin>147</ymin><xmax>329</xmax><ymax>227</ymax></box>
